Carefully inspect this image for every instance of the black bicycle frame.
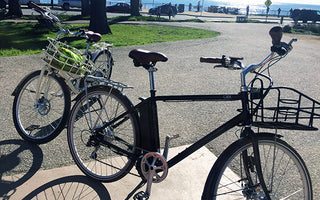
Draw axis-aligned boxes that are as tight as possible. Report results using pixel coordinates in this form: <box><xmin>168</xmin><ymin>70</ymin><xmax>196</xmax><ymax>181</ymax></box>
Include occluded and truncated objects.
<box><xmin>97</xmin><ymin>79</ymin><xmax>271</xmax><ymax>198</ymax></box>
<box><xmin>136</xmin><ymin>89</ymin><xmax>249</xmax><ymax>168</ymax></box>
<box><xmin>133</xmin><ymin>88</ymin><xmax>271</xmax><ymax>199</ymax></box>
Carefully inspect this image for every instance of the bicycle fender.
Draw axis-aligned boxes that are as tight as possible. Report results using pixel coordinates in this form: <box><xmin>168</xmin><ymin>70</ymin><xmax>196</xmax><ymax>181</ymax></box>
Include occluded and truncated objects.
<box><xmin>11</xmin><ymin>70</ymin><xmax>42</xmax><ymax>96</ymax></box>
<box><xmin>90</xmin><ymin>50</ymin><xmax>101</xmax><ymax>61</ymax></box>
<box><xmin>71</xmin><ymin>84</ymin><xmax>131</xmax><ymax>103</ymax></box>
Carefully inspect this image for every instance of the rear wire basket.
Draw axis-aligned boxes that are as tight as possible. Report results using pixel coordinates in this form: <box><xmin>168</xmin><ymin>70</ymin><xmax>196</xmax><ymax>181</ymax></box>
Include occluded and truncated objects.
<box><xmin>43</xmin><ymin>37</ymin><xmax>93</xmax><ymax>76</ymax></box>
<box><xmin>250</xmin><ymin>87</ymin><xmax>320</xmax><ymax>130</ymax></box>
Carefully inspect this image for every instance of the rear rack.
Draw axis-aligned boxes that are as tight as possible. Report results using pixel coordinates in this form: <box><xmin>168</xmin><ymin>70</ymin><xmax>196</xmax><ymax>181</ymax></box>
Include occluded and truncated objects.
<box><xmin>250</xmin><ymin>87</ymin><xmax>320</xmax><ymax>130</ymax></box>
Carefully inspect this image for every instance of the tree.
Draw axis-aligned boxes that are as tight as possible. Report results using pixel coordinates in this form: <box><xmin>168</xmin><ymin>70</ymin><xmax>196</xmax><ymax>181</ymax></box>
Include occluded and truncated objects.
<box><xmin>81</xmin><ymin>0</ymin><xmax>90</xmax><ymax>16</ymax></box>
<box><xmin>130</xmin><ymin>0</ymin><xmax>140</xmax><ymax>16</ymax></box>
<box><xmin>6</xmin><ymin>0</ymin><xmax>22</xmax><ymax>18</ymax></box>
<box><xmin>89</xmin><ymin>0</ymin><xmax>111</xmax><ymax>34</ymax></box>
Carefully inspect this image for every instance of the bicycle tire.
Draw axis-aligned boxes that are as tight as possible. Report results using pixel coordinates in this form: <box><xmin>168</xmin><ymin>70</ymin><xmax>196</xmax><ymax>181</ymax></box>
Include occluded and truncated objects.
<box><xmin>202</xmin><ymin>134</ymin><xmax>312</xmax><ymax>200</ymax></box>
<box><xmin>67</xmin><ymin>85</ymin><xmax>140</xmax><ymax>182</ymax></box>
<box><xmin>12</xmin><ymin>70</ymin><xmax>71</xmax><ymax>144</ymax></box>
<box><xmin>92</xmin><ymin>50</ymin><xmax>113</xmax><ymax>80</ymax></box>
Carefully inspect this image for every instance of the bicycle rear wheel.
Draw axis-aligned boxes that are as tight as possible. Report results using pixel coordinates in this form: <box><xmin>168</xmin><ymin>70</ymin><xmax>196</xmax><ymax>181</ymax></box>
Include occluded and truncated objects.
<box><xmin>67</xmin><ymin>85</ymin><xmax>139</xmax><ymax>182</ymax></box>
<box><xmin>12</xmin><ymin>70</ymin><xmax>70</xmax><ymax>144</ymax></box>
<box><xmin>92</xmin><ymin>50</ymin><xmax>113</xmax><ymax>80</ymax></box>
<box><xmin>202</xmin><ymin>134</ymin><xmax>312</xmax><ymax>200</ymax></box>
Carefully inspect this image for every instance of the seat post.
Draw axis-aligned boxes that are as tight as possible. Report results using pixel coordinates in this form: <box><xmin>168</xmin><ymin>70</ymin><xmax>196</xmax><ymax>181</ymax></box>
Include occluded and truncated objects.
<box><xmin>148</xmin><ymin>66</ymin><xmax>158</xmax><ymax>92</ymax></box>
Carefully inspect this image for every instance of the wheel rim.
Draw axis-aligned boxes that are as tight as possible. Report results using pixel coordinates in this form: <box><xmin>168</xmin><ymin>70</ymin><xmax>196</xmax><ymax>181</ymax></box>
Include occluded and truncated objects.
<box><xmin>68</xmin><ymin>88</ymin><xmax>136</xmax><ymax>181</ymax></box>
<box><xmin>93</xmin><ymin>51</ymin><xmax>113</xmax><ymax>79</ymax></box>
<box><xmin>213</xmin><ymin>139</ymin><xmax>311</xmax><ymax>199</ymax></box>
<box><xmin>15</xmin><ymin>75</ymin><xmax>66</xmax><ymax>140</ymax></box>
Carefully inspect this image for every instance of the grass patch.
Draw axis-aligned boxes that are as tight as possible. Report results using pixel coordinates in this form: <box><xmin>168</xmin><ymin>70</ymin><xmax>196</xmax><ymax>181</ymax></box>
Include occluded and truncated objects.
<box><xmin>0</xmin><ymin>21</ymin><xmax>218</xmax><ymax>57</ymax></box>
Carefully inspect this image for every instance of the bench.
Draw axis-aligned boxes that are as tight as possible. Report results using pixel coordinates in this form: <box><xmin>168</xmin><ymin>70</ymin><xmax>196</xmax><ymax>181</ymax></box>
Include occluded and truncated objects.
<box><xmin>236</xmin><ymin>16</ymin><xmax>248</xmax><ymax>23</ymax></box>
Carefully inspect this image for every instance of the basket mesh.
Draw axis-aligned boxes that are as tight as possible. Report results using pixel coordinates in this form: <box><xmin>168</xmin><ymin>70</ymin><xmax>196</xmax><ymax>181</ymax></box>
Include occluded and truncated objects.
<box><xmin>250</xmin><ymin>87</ymin><xmax>320</xmax><ymax>130</ymax></box>
<box><xmin>43</xmin><ymin>37</ymin><xmax>93</xmax><ymax>76</ymax></box>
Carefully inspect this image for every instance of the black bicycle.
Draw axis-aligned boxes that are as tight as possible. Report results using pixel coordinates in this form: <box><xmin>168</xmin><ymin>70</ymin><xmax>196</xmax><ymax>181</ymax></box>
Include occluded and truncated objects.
<box><xmin>67</xmin><ymin>26</ymin><xmax>319</xmax><ymax>199</ymax></box>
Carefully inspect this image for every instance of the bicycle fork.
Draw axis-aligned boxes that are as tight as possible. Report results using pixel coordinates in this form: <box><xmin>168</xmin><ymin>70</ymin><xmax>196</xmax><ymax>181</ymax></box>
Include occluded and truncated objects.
<box><xmin>244</xmin><ymin>127</ymin><xmax>272</xmax><ymax>200</ymax></box>
<box><xmin>34</xmin><ymin>66</ymin><xmax>53</xmax><ymax>115</ymax></box>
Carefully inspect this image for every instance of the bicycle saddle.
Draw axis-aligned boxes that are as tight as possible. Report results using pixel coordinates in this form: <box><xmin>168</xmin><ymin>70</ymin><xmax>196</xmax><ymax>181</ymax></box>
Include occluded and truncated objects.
<box><xmin>129</xmin><ymin>49</ymin><xmax>168</xmax><ymax>67</ymax></box>
<box><xmin>85</xmin><ymin>31</ymin><xmax>101</xmax><ymax>42</ymax></box>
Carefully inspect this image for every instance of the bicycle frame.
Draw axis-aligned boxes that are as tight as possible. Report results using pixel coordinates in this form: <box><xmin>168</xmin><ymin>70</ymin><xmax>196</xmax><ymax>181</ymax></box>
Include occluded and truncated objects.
<box><xmin>95</xmin><ymin>79</ymin><xmax>273</xmax><ymax>199</ymax></box>
<box><xmin>25</xmin><ymin>2</ymin><xmax>113</xmax><ymax>102</ymax></box>
<box><xmin>31</xmin><ymin>40</ymin><xmax>113</xmax><ymax>106</ymax></box>
<box><xmin>100</xmin><ymin>50</ymin><xmax>277</xmax><ymax>156</ymax></box>
<box><xmin>91</xmin><ymin>51</ymin><xmax>280</xmax><ymax>199</ymax></box>
<box><xmin>139</xmin><ymin>92</ymin><xmax>246</xmax><ymax>165</ymax></box>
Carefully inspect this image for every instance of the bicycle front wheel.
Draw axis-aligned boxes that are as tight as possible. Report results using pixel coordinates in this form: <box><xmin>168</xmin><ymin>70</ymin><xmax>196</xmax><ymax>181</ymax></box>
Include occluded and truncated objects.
<box><xmin>67</xmin><ymin>85</ymin><xmax>139</xmax><ymax>182</ymax></box>
<box><xmin>202</xmin><ymin>134</ymin><xmax>312</xmax><ymax>200</ymax></box>
<box><xmin>92</xmin><ymin>50</ymin><xmax>113</xmax><ymax>80</ymax></box>
<box><xmin>12</xmin><ymin>70</ymin><xmax>71</xmax><ymax>144</ymax></box>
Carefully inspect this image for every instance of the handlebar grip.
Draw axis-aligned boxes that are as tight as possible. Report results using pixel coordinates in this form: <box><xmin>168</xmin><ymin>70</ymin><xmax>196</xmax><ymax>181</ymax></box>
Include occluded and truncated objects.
<box><xmin>200</xmin><ymin>57</ymin><xmax>222</xmax><ymax>63</ymax></box>
<box><xmin>28</xmin><ymin>1</ymin><xmax>46</xmax><ymax>13</ymax></box>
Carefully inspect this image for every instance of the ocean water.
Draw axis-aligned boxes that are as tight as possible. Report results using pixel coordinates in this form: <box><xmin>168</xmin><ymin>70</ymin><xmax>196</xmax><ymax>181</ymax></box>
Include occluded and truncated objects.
<box><xmin>41</xmin><ymin>0</ymin><xmax>320</xmax><ymax>15</ymax></box>
<box><xmin>139</xmin><ymin>1</ymin><xmax>320</xmax><ymax>15</ymax></box>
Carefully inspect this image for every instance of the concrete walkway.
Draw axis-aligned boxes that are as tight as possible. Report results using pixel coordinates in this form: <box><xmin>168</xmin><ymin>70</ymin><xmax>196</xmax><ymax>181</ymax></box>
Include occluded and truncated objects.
<box><xmin>2</xmin><ymin>145</ymin><xmax>220</xmax><ymax>200</ymax></box>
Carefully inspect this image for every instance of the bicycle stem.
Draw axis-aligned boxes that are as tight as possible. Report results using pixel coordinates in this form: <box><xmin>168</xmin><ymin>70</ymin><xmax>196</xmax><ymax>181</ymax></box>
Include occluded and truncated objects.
<box><xmin>240</xmin><ymin>52</ymin><xmax>275</xmax><ymax>92</ymax></box>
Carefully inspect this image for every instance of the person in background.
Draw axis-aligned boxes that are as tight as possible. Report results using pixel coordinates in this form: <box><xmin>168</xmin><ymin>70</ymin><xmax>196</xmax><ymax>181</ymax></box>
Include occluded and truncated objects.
<box><xmin>246</xmin><ymin>5</ymin><xmax>249</xmax><ymax>16</ymax></box>
<box><xmin>168</xmin><ymin>3</ymin><xmax>173</xmax><ymax>20</ymax></box>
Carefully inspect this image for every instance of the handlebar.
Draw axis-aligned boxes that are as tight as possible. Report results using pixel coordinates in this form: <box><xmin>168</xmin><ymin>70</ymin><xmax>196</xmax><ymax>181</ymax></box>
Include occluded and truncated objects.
<box><xmin>200</xmin><ymin>26</ymin><xmax>297</xmax><ymax>72</ymax></box>
<box><xmin>200</xmin><ymin>55</ymin><xmax>244</xmax><ymax>70</ymax></box>
<box><xmin>28</xmin><ymin>1</ymin><xmax>60</xmax><ymax>23</ymax></box>
<box><xmin>28</xmin><ymin>1</ymin><xmax>46</xmax><ymax>13</ymax></box>
<box><xmin>200</xmin><ymin>26</ymin><xmax>298</xmax><ymax>91</ymax></box>
<box><xmin>27</xmin><ymin>2</ymin><xmax>101</xmax><ymax>41</ymax></box>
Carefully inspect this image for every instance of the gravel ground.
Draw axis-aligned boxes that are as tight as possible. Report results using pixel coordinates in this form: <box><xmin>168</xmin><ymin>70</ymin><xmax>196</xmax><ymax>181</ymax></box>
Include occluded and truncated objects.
<box><xmin>1</xmin><ymin>22</ymin><xmax>320</xmax><ymax>198</ymax></box>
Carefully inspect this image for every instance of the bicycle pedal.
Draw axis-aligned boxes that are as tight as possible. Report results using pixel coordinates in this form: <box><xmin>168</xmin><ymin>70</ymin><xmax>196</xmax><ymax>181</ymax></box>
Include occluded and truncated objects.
<box><xmin>171</xmin><ymin>133</ymin><xmax>180</xmax><ymax>139</ymax></box>
<box><xmin>133</xmin><ymin>191</ymin><xmax>149</xmax><ymax>200</ymax></box>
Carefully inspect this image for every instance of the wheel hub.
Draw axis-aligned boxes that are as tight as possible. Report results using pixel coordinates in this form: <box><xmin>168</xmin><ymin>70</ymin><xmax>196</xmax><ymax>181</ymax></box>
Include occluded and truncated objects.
<box><xmin>242</xmin><ymin>183</ymin><xmax>267</xmax><ymax>199</ymax></box>
<box><xmin>35</xmin><ymin>97</ymin><xmax>51</xmax><ymax>115</ymax></box>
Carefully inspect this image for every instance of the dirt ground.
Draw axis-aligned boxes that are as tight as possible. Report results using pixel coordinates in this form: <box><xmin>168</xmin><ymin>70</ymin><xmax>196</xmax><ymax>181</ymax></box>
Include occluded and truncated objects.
<box><xmin>287</xmin><ymin>33</ymin><xmax>320</xmax><ymax>45</ymax></box>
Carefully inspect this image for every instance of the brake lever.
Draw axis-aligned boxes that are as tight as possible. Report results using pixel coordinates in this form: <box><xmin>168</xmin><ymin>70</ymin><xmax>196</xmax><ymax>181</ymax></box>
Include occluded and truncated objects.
<box><xmin>214</xmin><ymin>64</ymin><xmax>241</xmax><ymax>70</ymax></box>
<box><xmin>288</xmin><ymin>38</ymin><xmax>298</xmax><ymax>46</ymax></box>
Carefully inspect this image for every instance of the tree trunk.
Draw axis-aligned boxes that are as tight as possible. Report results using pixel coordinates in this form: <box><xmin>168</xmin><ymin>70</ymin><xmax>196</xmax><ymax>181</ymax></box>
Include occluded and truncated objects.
<box><xmin>7</xmin><ymin>0</ymin><xmax>22</xmax><ymax>17</ymax></box>
<box><xmin>130</xmin><ymin>0</ymin><xmax>140</xmax><ymax>16</ymax></box>
<box><xmin>89</xmin><ymin>0</ymin><xmax>111</xmax><ymax>34</ymax></box>
<box><xmin>81</xmin><ymin>0</ymin><xmax>90</xmax><ymax>16</ymax></box>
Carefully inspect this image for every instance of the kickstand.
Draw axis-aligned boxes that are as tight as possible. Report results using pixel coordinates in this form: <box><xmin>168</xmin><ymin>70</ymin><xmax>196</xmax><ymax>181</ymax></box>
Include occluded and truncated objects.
<box><xmin>125</xmin><ymin>179</ymin><xmax>146</xmax><ymax>200</ymax></box>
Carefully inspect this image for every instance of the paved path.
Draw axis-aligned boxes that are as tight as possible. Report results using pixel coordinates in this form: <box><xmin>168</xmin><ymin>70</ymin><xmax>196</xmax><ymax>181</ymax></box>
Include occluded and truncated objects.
<box><xmin>1</xmin><ymin>145</ymin><xmax>220</xmax><ymax>199</ymax></box>
<box><xmin>1</xmin><ymin>22</ymin><xmax>320</xmax><ymax>198</ymax></box>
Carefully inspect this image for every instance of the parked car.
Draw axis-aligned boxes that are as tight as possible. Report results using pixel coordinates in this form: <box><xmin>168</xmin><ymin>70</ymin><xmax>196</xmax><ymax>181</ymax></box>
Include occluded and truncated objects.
<box><xmin>290</xmin><ymin>9</ymin><xmax>320</xmax><ymax>23</ymax></box>
<box><xmin>58</xmin><ymin>0</ymin><xmax>81</xmax><ymax>10</ymax></box>
<box><xmin>227</xmin><ymin>7</ymin><xmax>239</xmax><ymax>15</ymax></box>
<box><xmin>106</xmin><ymin>3</ymin><xmax>130</xmax><ymax>13</ymax></box>
<box><xmin>148</xmin><ymin>4</ymin><xmax>177</xmax><ymax>16</ymax></box>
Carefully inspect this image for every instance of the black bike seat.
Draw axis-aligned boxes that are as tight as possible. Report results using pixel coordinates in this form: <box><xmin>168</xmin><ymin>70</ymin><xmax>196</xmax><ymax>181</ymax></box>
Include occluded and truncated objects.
<box><xmin>129</xmin><ymin>49</ymin><xmax>168</xmax><ymax>67</ymax></box>
<box><xmin>85</xmin><ymin>31</ymin><xmax>101</xmax><ymax>42</ymax></box>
